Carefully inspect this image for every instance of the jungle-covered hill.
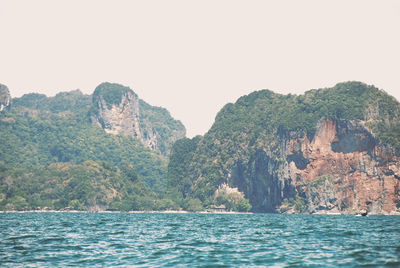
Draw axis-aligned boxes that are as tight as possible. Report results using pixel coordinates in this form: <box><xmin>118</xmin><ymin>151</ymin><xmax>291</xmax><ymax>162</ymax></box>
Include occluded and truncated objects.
<box><xmin>167</xmin><ymin>82</ymin><xmax>400</xmax><ymax>214</ymax></box>
<box><xmin>0</xmin><ymin>83</ymin><xmax>184</xmax><ymax>211</ymax></box>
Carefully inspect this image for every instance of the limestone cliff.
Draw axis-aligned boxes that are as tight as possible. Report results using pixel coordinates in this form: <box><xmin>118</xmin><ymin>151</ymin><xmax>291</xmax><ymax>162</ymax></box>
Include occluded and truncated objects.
<box><xmin>168</xmin><ymin>82</ymin><xmax>400</xmax><ymax>214</ymax></box>
<box><xmin>0</xmin><ymin>84</ymin><xmax>11</xmax><ymax>111</ymax></box>
<box><xmin>90</xmin><ymin>82</ymin><xmax>185</xmax><ymax>155</ymax></box>
<box><xmin>230</xmin><ymin>118</ymin><xmax>400</xmax><ymax>214</ymax></box>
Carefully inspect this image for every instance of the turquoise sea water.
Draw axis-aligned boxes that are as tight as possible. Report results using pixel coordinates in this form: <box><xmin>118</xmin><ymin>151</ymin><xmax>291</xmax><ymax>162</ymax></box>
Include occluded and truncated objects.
<box><xmin>0</xmin><ymin>213</ymin><xmax>399</xmax><ymax>267</ymax></box>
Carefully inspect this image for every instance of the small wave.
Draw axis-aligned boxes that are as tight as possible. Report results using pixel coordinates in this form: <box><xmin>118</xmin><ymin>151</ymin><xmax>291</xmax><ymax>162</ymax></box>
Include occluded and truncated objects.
<box><xmin>385</xmin><ymin>261</ymin><xmax>400</xmax><ymax>267</ymax></box>
<box><xmin>7</xmin><ymin>234</ymin><xmax>37</xmax><ymax>240</ymax></box>
<box><xmin>39</xmin><ymin>237</ymin><xmax>66</xmax><ymax>244</ymax></box>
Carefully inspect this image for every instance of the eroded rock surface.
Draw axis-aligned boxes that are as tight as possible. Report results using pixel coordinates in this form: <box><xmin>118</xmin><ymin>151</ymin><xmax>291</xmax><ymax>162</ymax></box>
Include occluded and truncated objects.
<box><xmin>285</xmin><ymin>119</ymin><xmax>399</xmax><ymax>214</ymax></box>
<box><xmin>90</xmin><ymin>82</ymin><xmax>185</xmax><ymax>155</ymax></box>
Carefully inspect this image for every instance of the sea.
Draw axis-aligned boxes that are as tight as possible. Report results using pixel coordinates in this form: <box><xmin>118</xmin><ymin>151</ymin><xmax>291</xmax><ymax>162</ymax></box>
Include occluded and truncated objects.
<box><xmin>1</xmin><ymin>212</ymin><xmax>399</xmax><ymax>267</ymax></box>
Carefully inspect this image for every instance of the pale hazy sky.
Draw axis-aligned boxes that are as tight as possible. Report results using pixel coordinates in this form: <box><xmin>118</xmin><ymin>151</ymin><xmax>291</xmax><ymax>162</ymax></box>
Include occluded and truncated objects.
<box><xmin>1</xmin><ymin>0</ymin><xmax>399</xmax><ymax>137</ymax></box>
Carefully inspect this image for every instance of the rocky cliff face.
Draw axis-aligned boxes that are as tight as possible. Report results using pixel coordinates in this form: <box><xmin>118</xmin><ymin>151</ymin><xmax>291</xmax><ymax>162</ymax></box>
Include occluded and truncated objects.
<box><xmin>230</xmin><ymin>118</ymin><xmax>400</xmax><ymax>214</ymax></box>
<box><xmin>0</xmin><ymin>84</ymin><xmax>11</xmax><ymax>111</ymax></box>
<box><xmin>91</xmin><ymin>89</ymin><xmax>143</xmax><ymax>138</ymax></box>
<box><xmin>90</xmin><ymin>82</ymin><xmax>185</xmax><ymax>155</ymax></box>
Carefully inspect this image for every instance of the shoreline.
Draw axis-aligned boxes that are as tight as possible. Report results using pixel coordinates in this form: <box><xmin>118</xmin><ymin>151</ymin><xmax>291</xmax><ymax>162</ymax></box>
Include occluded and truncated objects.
<box><xmin>0</xmin><ymin>210</ymin><xmax>253</xmax><ymax>215</ymax></box>
<box><xmin>1</xmin><ymin>210</ymin><xmax>400</xmax><ymax>215</ymax></box>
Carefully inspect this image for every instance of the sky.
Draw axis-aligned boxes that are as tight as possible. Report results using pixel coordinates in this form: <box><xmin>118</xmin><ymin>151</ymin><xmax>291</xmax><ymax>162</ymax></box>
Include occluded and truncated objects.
<box><xmin>1</xmin><ymin>0</ymin><xmax>399</xmax><ymax>137</ymax></box>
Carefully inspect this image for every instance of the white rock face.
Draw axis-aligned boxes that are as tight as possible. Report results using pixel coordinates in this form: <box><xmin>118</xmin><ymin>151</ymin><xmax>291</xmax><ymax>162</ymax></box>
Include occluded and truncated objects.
<box><xmin>0</xmin><ymin>84</ymin><xmax>11</xmax><ymax>112</ymax></box>
<box><xmin>90</xmin><ymin>83</ymin><xmax>185</xmax><ymax>155</ymax></box>
<box><xmin>92</xmin><ymin>92</ymin><xmax>142</xmax><ymax>137</ymax></box>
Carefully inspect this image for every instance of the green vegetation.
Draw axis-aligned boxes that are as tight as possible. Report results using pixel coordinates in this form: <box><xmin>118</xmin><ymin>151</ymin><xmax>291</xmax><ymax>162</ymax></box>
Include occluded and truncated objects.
<box><xmin>211</xmin><ymin>81</ymin><xmax>400</xmax><ymax>139</ymax></box>
<box><xmin>92</xmin><ymin>82</ymin><xmax>134</xmax><ymax>110</ymax></box>
<box><xmin>279</xmin><ymin>197</ymin><xmax>307</xmax><ymax>213</ymax></box>
<box><xmin>186</xmin><ymin>198</ymin><xmax>204</xmax><ymax>212</ymax></box>
<box><xmin>13</xmin><ymin>90</ymin><xmax>91</xmax><ymax>113</ymax></box>
<box><xmin>307</xmin><ymin>175</ymin><xmax>333</xmax><ymax>200</ymax></box>
<box><xmin>0</xmin><ymin>160</ymin><xmax>175</xmax><ymax>211</ymax></box>
<box><xmin>214</xmin><ymin>185</ymin><xmax>252</xmax><ymax>212</ymax></box>
<box><xmin>375</xmin><ymin>123</ymin><xmax>400</xmax><ymax>153</ymax></box>
<box><xmin>0</xmin><ymin>109</ymin><xmax>167</xmax><ymax>192</ymax></box>
<box><xmin>139</xmin><ymin>99</ymin><xmax>186</xmax><ymax>155</ymax></box>
<box><xmin>167</xmin><ymin>137</ymin><xmax>202</xmax><ymax>198</ymax></box>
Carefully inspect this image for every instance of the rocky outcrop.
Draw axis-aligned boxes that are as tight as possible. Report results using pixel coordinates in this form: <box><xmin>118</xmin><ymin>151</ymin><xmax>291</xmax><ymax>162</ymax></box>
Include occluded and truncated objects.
<box><xmin>230</xmin><ymin>118</ymin><xmax>400</xmax><ymax>214</ymax></box>
<box><xmin>90</xmin><ymin>82</ymin><xmax>185</xmax><ymax>155</ymax></box>
<box><xmin>0</xmin><ymin>84</ymin><xmax>11</xmax><ymax>111</ymax></box>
